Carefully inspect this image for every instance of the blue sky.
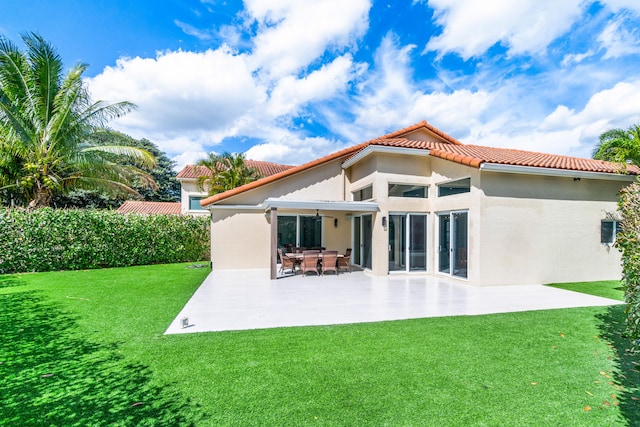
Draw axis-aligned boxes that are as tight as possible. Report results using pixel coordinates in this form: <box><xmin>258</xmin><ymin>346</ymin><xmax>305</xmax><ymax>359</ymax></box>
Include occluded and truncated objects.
<box><xmin>2</xmin><ymin>1</ymin><xmax>640</xmax><ymax>170</ymax></box>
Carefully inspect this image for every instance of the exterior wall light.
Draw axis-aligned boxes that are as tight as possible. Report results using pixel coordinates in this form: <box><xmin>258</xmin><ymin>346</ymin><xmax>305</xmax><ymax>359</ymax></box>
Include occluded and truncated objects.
<box><xmin>382</xmin><ymin>216</ymin><xmax>387</xmax><ymax>230</ymax></box>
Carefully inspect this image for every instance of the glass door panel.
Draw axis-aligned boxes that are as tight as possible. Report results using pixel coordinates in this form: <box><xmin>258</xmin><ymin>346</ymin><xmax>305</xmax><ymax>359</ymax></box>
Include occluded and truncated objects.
<box><xmin>409</xmin><ymin>215</ymin><xmax>427</xmax><ymax>271</ymax></box>
<box><xmin>452</xmin><ymin>212</ymin><xmax>468</xmax><ymax>278</ymax></box>
<box><xmin>389</xmin><ymin>215</ymin><xmax>406</xmax><ymax>271</ymax></box>
<box><xmin>300</xmin><ymin>216</ymin><xmax>322</xmax><ymax>248</ymax></box>
<box><xmin>353</xmin><ymin>216</ymin><xmax>361</xmax><ymax>266</ymax></box>
<box><xmin>438</xmin><ymin>214</ymin><xmax>450</xmax><ymax>274</ymax></box>
<box><xmin>362</xmin><ymin>214</ymin><xmax>372</xmax><ymax>269</ymax></box>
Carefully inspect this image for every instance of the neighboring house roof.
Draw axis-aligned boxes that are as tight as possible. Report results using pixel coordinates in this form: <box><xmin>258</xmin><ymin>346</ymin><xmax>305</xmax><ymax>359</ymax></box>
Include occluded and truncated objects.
<box><xmin>116</xmin><ymin>201</ymin><xmax>182</xmax><ymax>215</ymax></box>
<box><xmin>176</xmin><ymin>160</ymin><xmax>294</xmax><ymax>180</ymax></box>
<box><xmin>202</xmin><ymin>120</ymin><xmax>640</xmax><ymax>207</ymax></box>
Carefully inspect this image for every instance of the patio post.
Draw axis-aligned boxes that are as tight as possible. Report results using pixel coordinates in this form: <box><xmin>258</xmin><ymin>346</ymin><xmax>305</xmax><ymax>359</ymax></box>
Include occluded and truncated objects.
<box><xmin>270</xmin><ymin>207</ymin><xmax>278</xmax><ymax>280</ymax></box>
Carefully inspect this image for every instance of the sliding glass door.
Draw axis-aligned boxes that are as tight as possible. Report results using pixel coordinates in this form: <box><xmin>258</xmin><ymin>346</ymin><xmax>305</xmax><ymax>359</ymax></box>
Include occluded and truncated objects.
<box><xmin>438</xmin><ymin>211</ymin><xmax>468</xmax><ymax>278</ymax></box>
<box><xmin>389</xmin><ymin>213</ymin><xmax>427</xmax><ymax>272</ymax></box>
<box><xmin>353</xmin><ymin>214</ymin><xmax>372</xmax><ymax>269</ymax></box>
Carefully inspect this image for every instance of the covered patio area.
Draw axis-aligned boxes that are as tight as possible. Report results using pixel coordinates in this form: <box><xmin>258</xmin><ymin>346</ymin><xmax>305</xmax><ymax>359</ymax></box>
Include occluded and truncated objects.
<box><xmin>165</xmin><ymin>270</ymin><xmax>622</xmax><ymax>334</ymax></box>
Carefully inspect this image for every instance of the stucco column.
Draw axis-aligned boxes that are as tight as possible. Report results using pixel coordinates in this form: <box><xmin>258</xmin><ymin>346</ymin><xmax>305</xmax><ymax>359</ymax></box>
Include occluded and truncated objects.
<box><xmin>270</xmin><ymin>208</ymin><xmax>278</xmax><ymax>280</ymax></box>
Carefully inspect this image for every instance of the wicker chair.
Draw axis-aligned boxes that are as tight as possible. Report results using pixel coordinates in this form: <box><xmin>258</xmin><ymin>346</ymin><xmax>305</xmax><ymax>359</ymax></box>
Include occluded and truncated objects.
<box><xmin>278</xmin><ymin>248</ymin><xmax>298</xmax><ymax>275</ymax></box>
<box><xmin>321</xmin><ymin>250</ymin><xmax>338</xmax><ymax>275</ymax></box>
<box><xmin>300</xmin><ymin>250</ymin><xmax>320</xmax><ymax>275</ymax></box>
<box><xmin>337</xmin><ymin>248</ymin><xmax>352</xmax><ymax>273</ymax></box>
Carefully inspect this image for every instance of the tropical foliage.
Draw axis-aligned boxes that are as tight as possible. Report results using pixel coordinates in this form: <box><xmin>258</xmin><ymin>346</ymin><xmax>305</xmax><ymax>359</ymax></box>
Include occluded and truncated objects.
<box><xmin>196</xmin><ymin>152</ymin><xmax>261</xmax><ymax>196</ymax></box>
<box><xmin>615</xmin><ymin>181</ymin><xmax>640</xmax><ymax>353</ymax></box>
<box><xmin>50</xmin><ymin>130</ymin><xmax>180</xmax><ymax>208</ymax></box>
<box><xmin>0</xmin><ymin>32</ymin><xmax>156</xmax><ymax>208</ymax></box>
<box><xmin>0</xmin><ymin>208</ymin><xmax>209</xmax><ymax>274</ymax></box>
<box><xmin>592</xmin><ymin>124</ymin><xmax>640</xmax><ymax>167</ymax></box>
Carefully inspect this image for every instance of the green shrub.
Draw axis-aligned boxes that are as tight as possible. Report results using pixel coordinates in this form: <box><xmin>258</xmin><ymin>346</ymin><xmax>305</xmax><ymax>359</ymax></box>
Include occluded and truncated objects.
<box><xmin>0</xmin><ymin>208</ymin><xmax>209</xmax><ymax>273</ymax></box>
<box><xmin>617</xmin><ymin>181</ymin><xmax>640</xmax><ymax>352</ymax></box>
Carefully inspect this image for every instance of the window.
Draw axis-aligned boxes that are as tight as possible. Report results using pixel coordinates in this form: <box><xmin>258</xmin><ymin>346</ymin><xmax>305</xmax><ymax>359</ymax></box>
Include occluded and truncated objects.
<box><xmin>388</xmin><ymin>183</ymin><xmax>428</xmax><ymax>198</ymax></box>
<box><xmin>352</xmin><ymin>185</ymin><xmax>373</xmax><ymax>201</ymax></box>
<box><xmin>601</xmin><ymin>220</ymin><xmax>620</xmax><ymax>245</ymax></box>
<box><xmin>189</xmin><ymin>196</ymin><xmax>206</xmax><ymax>211</ymax></box>
<box><xmin>438</xmin><ymin>178</ymin><xmax>470</xmax><ymax>197</ymax></box>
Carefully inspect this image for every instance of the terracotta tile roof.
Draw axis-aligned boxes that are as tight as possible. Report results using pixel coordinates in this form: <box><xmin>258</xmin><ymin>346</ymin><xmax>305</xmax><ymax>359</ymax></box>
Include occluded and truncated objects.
<box><xmin>201</xmin><ymin>120</ymin><xmax>639</xmax><ymax>207</ymax></box>
<box><xmin>387</xmin><ymin>139</ymin><xmax>640</xmax><ymax>174</ymax></box>
<box><xmin>176</xmin><ymin>160</ymin><xmax>293</xmax><ymax>179</ymax></box>
<box><xmin>116</xmin><ymin>201</ymin><xmax>182</xmax><ymax>215</ymax></box>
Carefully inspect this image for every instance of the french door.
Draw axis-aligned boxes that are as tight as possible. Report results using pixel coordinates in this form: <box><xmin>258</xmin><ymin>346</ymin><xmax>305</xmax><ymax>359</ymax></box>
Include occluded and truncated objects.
<box><xmin>389</xmin><ymin>213</ymin><xmax>427</xmax><ymax>272</ymax></box>
<box><xmin>353</xmin><ymin>214</ymin><xmax>372</xmax><ymax>269</ymax></box>
<box><xmin>438</xmin><ymin>211</ymin><xmax>468</xmax><ymax>278</ymax></box>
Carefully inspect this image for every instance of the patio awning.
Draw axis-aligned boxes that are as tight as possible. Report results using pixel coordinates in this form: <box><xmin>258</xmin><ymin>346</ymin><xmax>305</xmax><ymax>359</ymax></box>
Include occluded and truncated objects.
<box><xmin>261</xmin><ymin>198</ymin><xmax>378</xmax><ymax>212</ymax></box>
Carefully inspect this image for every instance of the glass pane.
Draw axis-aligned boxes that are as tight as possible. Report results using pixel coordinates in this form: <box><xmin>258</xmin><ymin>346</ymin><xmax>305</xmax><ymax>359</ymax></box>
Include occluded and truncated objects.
<box><xmin>601</xmin><ymin>221</ymin><xmax>614</xmax><ymax>244</ymax></box>
<box><xmin>277</xmin><ymin>216</ymin><xmax>297</xmax><ymax>249</ymax></box>
<box><xmin>438</xmin><ymin>178</ymin><xmax>470</xmax><ymax>197</ymax></box>
<box><xmin>354</xmin><ymin>217</ymin><xmax>361</xmax><ymax>266</ymax></box>
<box><xmin>388</xmin><ymin>184</ymin><xmax>427</xmax><ymax>198</ymax></box>
<box><xmin>409</xmin><ymin>215</ymin><xmax>427</xmax><ymax>271</ymax></box>
<box><xmin>363</xmin><ymin>214</ymin><xmax>373</xmax><ymax>269</ymax></box>
<box><xmin>189</xmin><ymin>196</ymin><xmax>205</xmax><ymax>211</ymax></box>
<box><xmin>300</xmin><ymin>216</ymin><xmax>322</xmax><ymax>248</ymax></box>
<box><xmin>452</xmin><ymin>212</ymin><xmax>468</xmax><ymax>278</ymax></box>
<box><xmin>438</xmin><ymin>215</ymin><xmax>450</xmax><ymax>274</ymax></box>
<box><xmin>389</xmin><ymin>215</ymin><xmax>406</xmax><ymax>271</ymax></box>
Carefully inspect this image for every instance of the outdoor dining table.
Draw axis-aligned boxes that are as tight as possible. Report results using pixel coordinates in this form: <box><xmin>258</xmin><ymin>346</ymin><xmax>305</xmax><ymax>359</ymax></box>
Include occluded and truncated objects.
<box><xmin>285</xmin><ymin>253</ymin><xmax>344</xmax><ymax>260</ymax></box>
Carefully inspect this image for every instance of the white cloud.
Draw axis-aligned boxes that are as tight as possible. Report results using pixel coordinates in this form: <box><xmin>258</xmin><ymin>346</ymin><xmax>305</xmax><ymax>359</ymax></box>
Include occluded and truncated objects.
<box><xmin>244</xmin><ymin>0</ymin><xmax>370</xmax><ymax>78</ymax></box>
<box><xmin>87</xmin><ymin>47</ymin><xmax>261</xmax><ymax>135</ymax></box>
<box><xmin>473</xmin><ymin>80</ymin><xmax>640</xmax><ymax>158</ymax></box>
<box><xmin>245</xmin><ymin>135</ymin><xmax>343</xmax><ymax>165</ymax></box>
<box><xmin>266</xmin><ymin>55</ymin><xmax>355</xmax><ymax>117</ymax></box>
<box><xmin>600</xmin><ymin>0</ymin><xmax>640</xmax><ymax>14</ymax></box>
<box><xmin>425</xmin><ymin>0</ymin><xmax>585</xmax><ymax>59</ymax></box>
<box><xmin>598</xmin><ymin>14</ymin><xmax>640</xmax><ymax>59</ymax></box>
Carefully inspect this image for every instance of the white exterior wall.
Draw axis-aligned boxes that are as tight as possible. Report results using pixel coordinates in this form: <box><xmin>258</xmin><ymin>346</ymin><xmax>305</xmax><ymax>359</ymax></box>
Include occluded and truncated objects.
<box><xmin>477</xmin><ymin>172</ymin><xmax>624</xmax><ymax>286</ymax></box>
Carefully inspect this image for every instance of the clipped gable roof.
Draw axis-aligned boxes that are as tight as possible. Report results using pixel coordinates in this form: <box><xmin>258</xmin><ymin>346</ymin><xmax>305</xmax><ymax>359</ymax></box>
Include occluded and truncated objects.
<box><xmin>201</xmin><ymin>120</ymin><xmax>639</xmax><ymax>207</ymax></box>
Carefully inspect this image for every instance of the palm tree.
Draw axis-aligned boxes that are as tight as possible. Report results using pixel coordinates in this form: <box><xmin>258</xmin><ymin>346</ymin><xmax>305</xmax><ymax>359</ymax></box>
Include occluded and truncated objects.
<box><xmin>196</xmin><ymin>152</ymin><xmax>261</xmax><ymax>196</ymax></box>
<box><xmin>592</xmin><ymin>124</ymin><xmax>640</xmax><ymax>166</ymax></box>
<box><xmin>0</xmin><ymin>32</ymin><xmax>156</xmax><ymax>208</ymax></box>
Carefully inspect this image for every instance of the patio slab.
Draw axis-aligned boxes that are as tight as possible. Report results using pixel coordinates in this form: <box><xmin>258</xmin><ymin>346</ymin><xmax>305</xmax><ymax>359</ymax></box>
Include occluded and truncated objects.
<box><xmin>165</xmin><ymin>269</ymin><xmax>623</xmax><ymax>334</ymax></box>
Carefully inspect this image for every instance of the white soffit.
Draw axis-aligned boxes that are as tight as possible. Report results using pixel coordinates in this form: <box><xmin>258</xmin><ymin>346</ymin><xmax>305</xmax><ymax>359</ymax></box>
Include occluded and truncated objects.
<box><xmin>341</xmin><ymin>146</ymin><xmax>430</xmax><ymax>169</ymax></box>
<box><xmin>262</xmin><ymin>198</ymin><xmax>378</xmax><ymax>212</ymax></box>
<box><xmin>480</xmin><ymin>163</ymin><xmax>637</xmax><ymax>182</ymax></box>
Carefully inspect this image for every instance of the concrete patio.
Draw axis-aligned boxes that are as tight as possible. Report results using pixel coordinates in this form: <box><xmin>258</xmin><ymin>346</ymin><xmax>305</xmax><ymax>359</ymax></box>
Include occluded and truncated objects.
<box><xmin>165</xmin><ymin>269</ymin><xmax>623</xmax><ymax>334</ymax></box>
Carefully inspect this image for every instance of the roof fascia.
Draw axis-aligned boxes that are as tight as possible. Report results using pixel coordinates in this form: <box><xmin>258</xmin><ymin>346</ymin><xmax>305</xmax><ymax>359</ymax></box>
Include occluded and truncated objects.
<box><xmin>262</xmin><ymin>198</ymin><xmax>379</xmax><ymax>212</ymax></box>
<box><xmin>342</xmin><ymin>146</ymin><xmax>430</xmax><ymax>169</ymax></box>
<box><xmin>206</xmin><ymin>204</ymin><xmax>263</xmax><ymax>211</ymax></box>
<box><xmin>480</xmin><ymin>163</ymin><xmax>636</xmax><ymax>181</ymax></box>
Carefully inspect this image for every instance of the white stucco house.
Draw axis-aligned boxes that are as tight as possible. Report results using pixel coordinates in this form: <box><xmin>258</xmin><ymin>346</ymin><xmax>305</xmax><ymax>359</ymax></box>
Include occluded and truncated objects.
<box><xmin>200</xmin><ymin>121</ymin><xmax>637</xmax><ymax>286</ymax></box>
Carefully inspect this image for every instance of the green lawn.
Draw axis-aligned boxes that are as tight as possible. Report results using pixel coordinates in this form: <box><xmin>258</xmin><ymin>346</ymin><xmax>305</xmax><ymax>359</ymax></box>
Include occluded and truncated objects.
<box><xmin>1</xmin><ymin>265</ymin><xmax>638</xmax><ymax>426</ymax></box>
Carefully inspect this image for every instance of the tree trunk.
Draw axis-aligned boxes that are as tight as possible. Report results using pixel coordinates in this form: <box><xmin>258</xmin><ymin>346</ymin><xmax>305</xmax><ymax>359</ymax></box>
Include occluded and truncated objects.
<box><xmin>27</xmin><ymin>188</ymin><xmax>52</xmax><ymax>209</ymax></box>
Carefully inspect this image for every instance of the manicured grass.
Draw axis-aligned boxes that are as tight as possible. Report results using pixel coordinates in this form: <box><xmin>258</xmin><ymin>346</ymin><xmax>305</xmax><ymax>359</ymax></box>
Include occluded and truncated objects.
<box><xmin>548</xmin><ymin>280</ymin><xmax>625</xmax><ymax>301</ymax></box>
<box><xmin>1</xmin><ymin>265</ymin><xmax>638</xmax><ymax>426</ymax></box>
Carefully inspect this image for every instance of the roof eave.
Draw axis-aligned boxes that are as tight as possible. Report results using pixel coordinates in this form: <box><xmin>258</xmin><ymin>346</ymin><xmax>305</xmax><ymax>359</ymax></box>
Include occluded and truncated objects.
<box><xmin>480</xmin><ymin>163</ymin><xmax>637</xmax><ymax>181</ymax></box>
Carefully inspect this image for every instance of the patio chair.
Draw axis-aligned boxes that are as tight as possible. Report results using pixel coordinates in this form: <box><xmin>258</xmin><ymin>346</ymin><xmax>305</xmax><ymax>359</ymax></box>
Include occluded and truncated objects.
<box><xmin>300</xmin><ymin>250</ymin><xmax>320</xmax><ymax>276</ymax></box>
<box><xmin>320</xmin><ymin>250</ymin><xmax>338</xmax><ymax>275</ymax></box>
<box><xmin>337</xmin><ymin>248</ymin><xmax>352</xmax><ymax>273</ymax></box>
<box><xmin>278</xmin><ymin>248</ymin><xmax>298</xmax><ymax>275</ymax></box>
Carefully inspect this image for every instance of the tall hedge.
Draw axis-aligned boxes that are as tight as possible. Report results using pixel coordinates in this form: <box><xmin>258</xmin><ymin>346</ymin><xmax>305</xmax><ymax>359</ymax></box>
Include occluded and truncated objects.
<box><xmin>0</xmin><ymin>208</ymin><xmax>210</xmax><ymax>274</ymax></box>
<box><xmin>617</xmin><ymin>181</ymin><xmax>640</xmax><ymax>353</ymax></box>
